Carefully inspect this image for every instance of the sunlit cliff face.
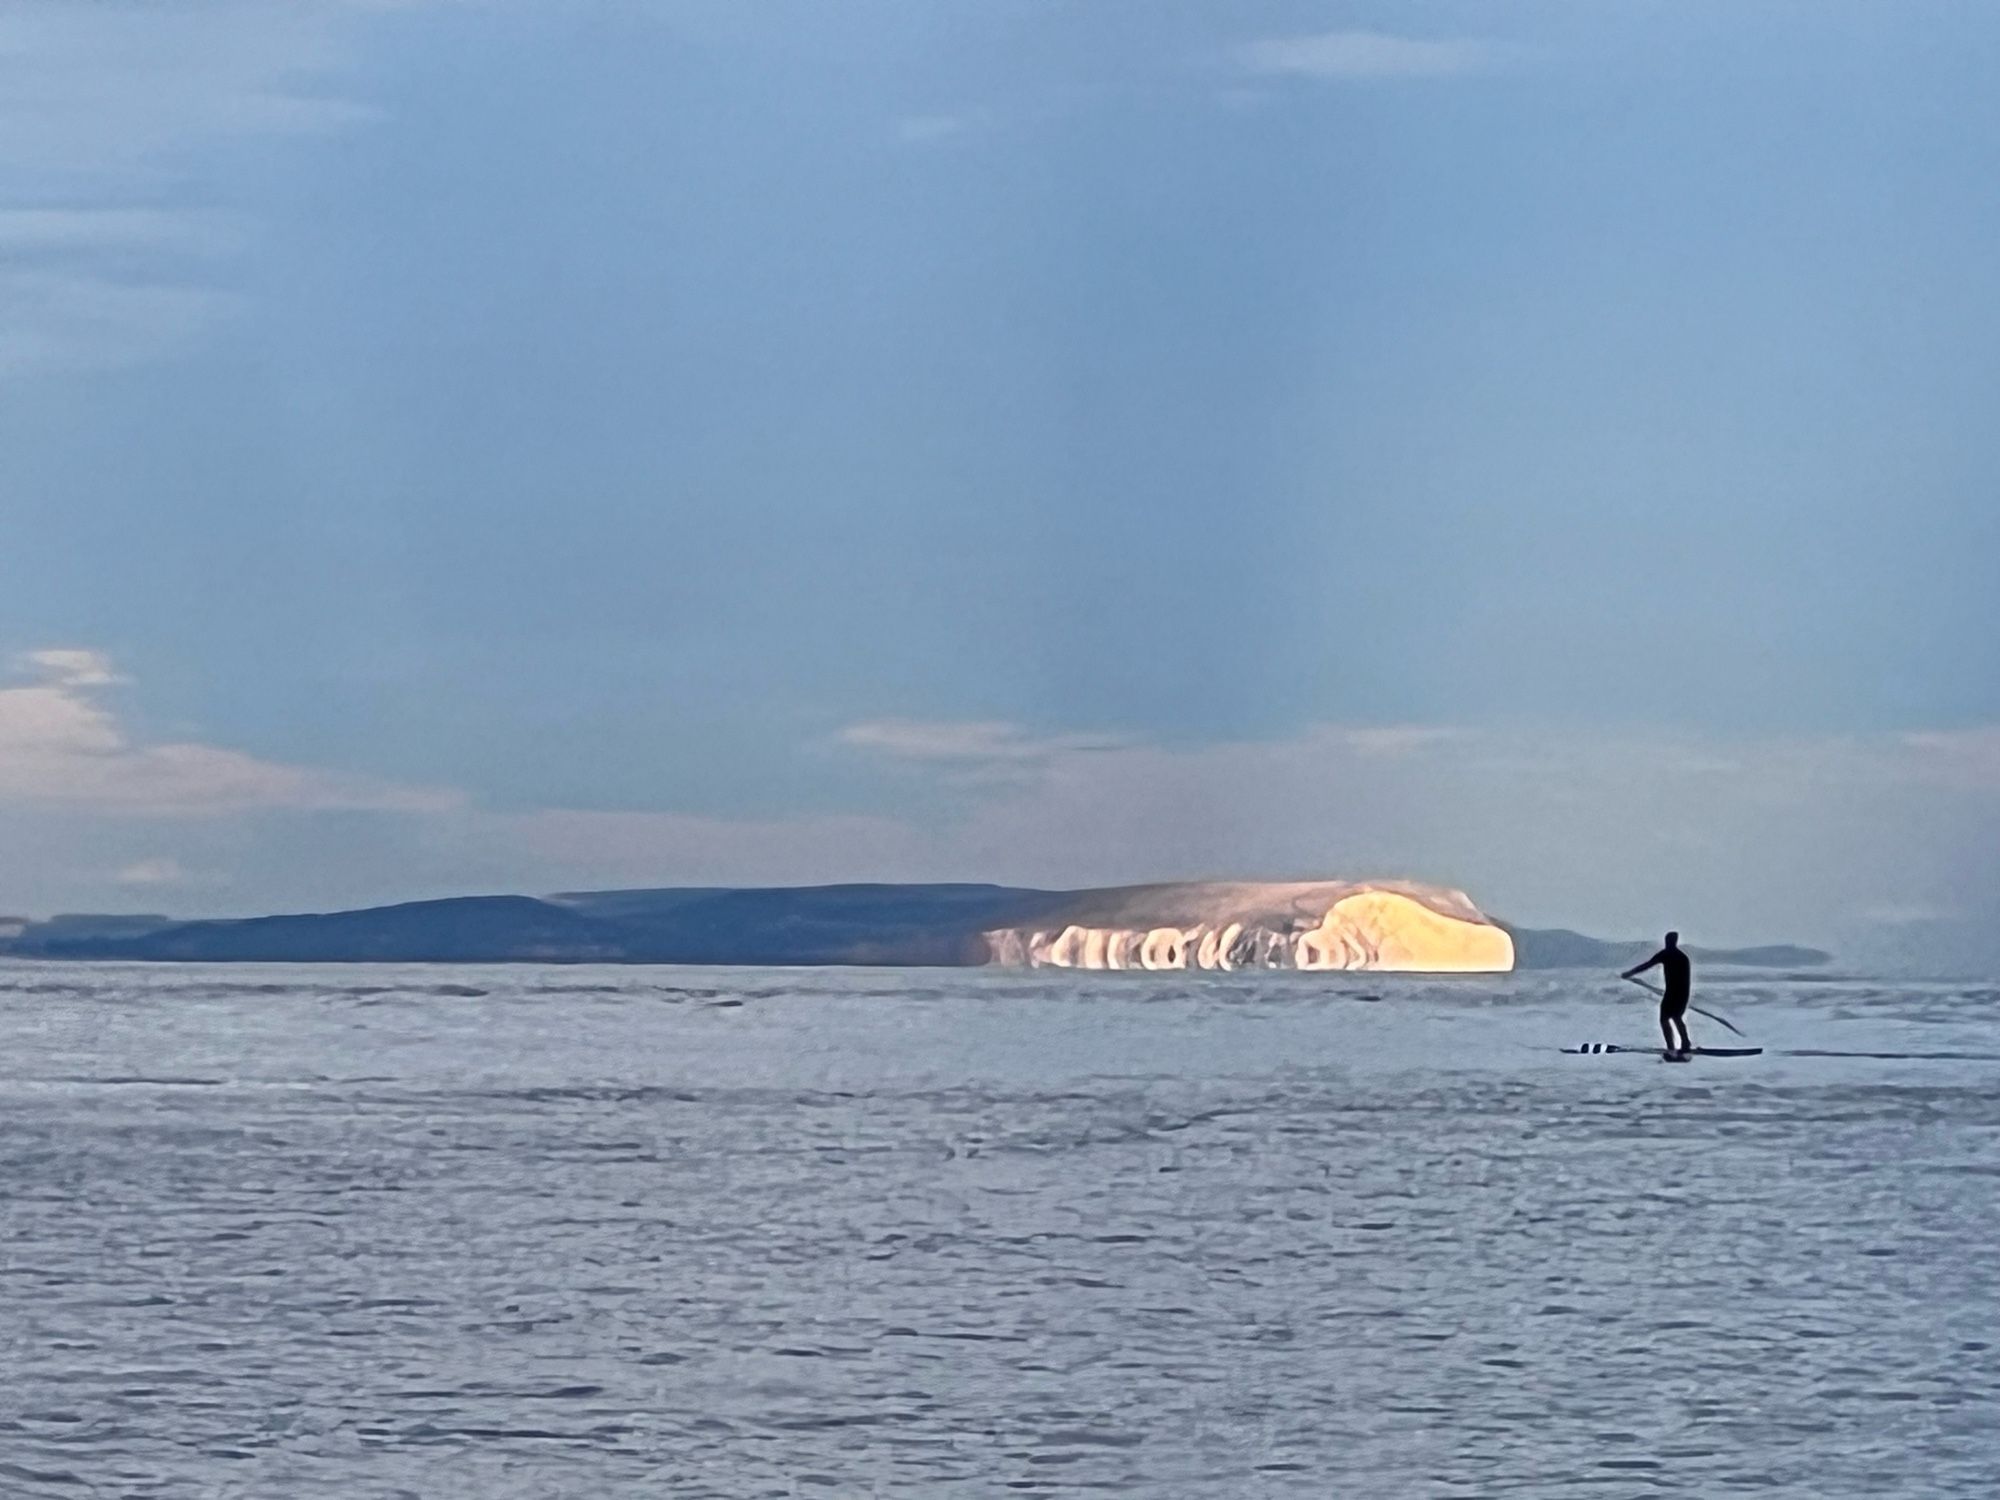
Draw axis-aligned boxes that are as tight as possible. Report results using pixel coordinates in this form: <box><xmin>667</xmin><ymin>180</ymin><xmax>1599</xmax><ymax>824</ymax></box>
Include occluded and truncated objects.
<box><xmin>979</xmin><ymin>881</ymin><xmax>1515</xmax><ymax>973</ymax></box>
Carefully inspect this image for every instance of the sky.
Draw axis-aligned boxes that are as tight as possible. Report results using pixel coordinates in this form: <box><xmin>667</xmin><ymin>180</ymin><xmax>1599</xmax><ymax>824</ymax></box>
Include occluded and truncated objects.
<box><xmin>1</xmin><ymin>0</ymin><xmax>1997</xmax><ymax>958</ymax></box>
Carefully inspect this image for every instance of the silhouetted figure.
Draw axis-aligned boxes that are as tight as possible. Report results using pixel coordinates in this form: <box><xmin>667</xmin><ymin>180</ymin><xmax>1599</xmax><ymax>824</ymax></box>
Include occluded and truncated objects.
<box><xmin>1624</xmin><ymin>931</ymin><xmax>1693</xmax><ymax>1056</ymax></box>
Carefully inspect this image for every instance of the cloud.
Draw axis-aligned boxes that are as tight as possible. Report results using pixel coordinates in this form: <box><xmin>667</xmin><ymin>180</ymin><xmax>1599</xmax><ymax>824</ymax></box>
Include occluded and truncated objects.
<box><xmin>22</xmin><ymin>648</ymin><xmax>125</xmax><ymax>688</ymax></box>
<box><xmin>0</xmin><ymin>270</ymin><xmax>238</xmax><ymax>377</ymax></box>
<box><xmin>839</xmin><ymin>718</ymin><xmax>1128</xmax><ymax>765</ymax></box>
<box><xmin>0</xmin><ymin>208</ymin><xmax>241</xmax><ymax>257</ymax></box>
<box><xmin>3</xmin><ymin>660</ymin><xmax>1995</xmax><ymax>959</ymax></box>
<box><xmin>1858</xmin><ymin>902</ymin><xmax>1957</xmax><ymax>926</ymax></box>
<box><xmin>1215</xmin><ymin>87</ymin><xmax>1271</xmax><ymax>112</ymax></box>
<box><xmin>0</xmin><ymin>0</ymin><xmax>389</xmax><ymax>377</ymax></box>
<box><xmin>1899</xmin><ymin>728</ymin><xmax>2000</xmax><ymax>789</ymax></box>
<box><xmin>115</xmin><ymin>856</ymin><xmax>192</xmax><ymax>887</ymax></box>
<box><xmin>833</xmin><ymin>717</ymin><xmax>2000</xmax><ymax>949</ymax></box>
<box><xmin>491</xmin><ymin>808</ymin><xmax>935</xmax><ymax>891</ymax></box>
<box><xmin>1325</xmin><ymin>726</ymin><xmax>1462</xmax><ymax>757</ymax></box>
<box><xmin>1235</xmin><ymin>30</ymin><xmax>1503</xmax><ymax>81</ymax></box>
<box><xmin>895</xmin><ymin>112</ymin><xmax>986</xmax><ymax>145</ymax></box>
<box><xmin>0</xmin><ymin>0</ymin><xmax>378</xmax><ymax>174</ymax></box>
<box><xmin>0</xmin><ymin>648</ymin><xmax>455</xmax><ymax>815</ymax></box>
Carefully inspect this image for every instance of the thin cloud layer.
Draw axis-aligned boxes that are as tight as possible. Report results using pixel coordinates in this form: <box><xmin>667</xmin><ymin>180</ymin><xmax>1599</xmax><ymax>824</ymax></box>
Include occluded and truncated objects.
<box><xmin>492</xmin><ymin>808</ymin><xmax>933</xmax><ymax>891</ymax></box>
<box><xmin>840</xmin><ymin>716</ymin><xmax>2000</xmax><ymax>949</ymax></box>
<box><xmin>115</xmin><ymin>856</ymin><xmax>194</xmax><ymax>888</ymax></box>
<box><xmin>1235</xmin><ymin>30</ymin><xmax>1503</xmax><ymax>81</ymax></box>
<box><xmin>0</xmin><ymin>0</ymin><xmax>386</xmax><ymax>375</ymax></box>
<box><xmin>1899</xmin><ymin>729</ymin><xmax>2000</xmax><ymax>789</ymax></box>
<box><xmin>0</xmin><ymin>649</ymin><xmax>455</xmax><ymax>816</ymax></box>
<box><xmin>895</xmin><ymin>112</ymin><xmax>989</xmax><ymax>145</ymax></box>
<box><xmin>839</xmin><ymin>719</ymin><xmax>1127</xmax><ymax>765</ymax></box>
<box><xmin>3</xmin><ymin>684</ymin><xmax>1995</xmax><ymax>960</ymax></box>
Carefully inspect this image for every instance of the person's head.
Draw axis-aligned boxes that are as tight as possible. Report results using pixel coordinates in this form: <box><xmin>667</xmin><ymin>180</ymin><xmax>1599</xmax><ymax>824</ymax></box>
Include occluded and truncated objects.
<box><xmin>1665</xmin><ymin>930</ymin><xmax>1680</xmax><ymax>948</ymax></box>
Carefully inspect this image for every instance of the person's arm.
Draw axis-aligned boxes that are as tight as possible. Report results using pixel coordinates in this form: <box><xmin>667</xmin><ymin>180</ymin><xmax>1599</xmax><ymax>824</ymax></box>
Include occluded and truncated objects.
<box><xmin>1621</xmin><ymin>949</ymin><xmax>1665</xmax><ymax>981</ymax></box>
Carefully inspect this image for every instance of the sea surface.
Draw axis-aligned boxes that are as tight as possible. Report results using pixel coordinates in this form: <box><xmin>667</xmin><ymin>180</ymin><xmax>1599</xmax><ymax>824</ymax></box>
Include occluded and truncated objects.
<box><xmin>2</xmin><ymin>962</ymin><xmax>1997</xmax><ymax>1498</ymax></box>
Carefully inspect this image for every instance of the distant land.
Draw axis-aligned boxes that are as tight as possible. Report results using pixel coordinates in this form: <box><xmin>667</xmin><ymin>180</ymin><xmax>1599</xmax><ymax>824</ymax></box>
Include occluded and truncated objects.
<box><xmin>1498</xmin><ymin>927</ymin><xmax>1829</xmax><ymax>972</ymax></box>
<box><xmin>0</xmin><ymin>881</ymin><xmax>1830</xmax><ymax>973</ymax></box>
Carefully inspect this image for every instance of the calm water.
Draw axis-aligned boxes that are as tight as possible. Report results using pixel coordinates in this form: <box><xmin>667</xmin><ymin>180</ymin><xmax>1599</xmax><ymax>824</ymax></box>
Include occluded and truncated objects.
<box><xmin>2</xmin><ymin>963</ymin><xmax>1997</xmax><ymax>1497</ymax></box>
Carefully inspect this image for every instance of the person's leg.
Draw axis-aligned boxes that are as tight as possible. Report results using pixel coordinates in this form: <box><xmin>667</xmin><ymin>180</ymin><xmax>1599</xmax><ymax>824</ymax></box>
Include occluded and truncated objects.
<box><xmin>1660</xmin><ymin>999</ymin><xmax>1679</xmax><ymax>1052</ymax></box>
<box><xmin>1669</xmin><ymin>1005</ymin><xmax>1691</xmax><ymax>1054</ymax></box>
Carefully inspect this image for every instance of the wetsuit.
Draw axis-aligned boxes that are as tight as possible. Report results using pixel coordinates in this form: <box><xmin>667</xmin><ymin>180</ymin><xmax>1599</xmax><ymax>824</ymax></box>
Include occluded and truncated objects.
<box><xmin>1630</xmin><ymin>945</ymin><xmax>1692</xmax><ymax>1052</ymax></box>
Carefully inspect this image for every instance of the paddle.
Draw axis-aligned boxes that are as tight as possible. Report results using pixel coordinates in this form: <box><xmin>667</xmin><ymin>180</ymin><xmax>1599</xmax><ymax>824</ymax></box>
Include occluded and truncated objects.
<box><xmin>1623</xmin><ymin>974</ymin><xmax>1745</xmax><ymax>1037</ymax></box>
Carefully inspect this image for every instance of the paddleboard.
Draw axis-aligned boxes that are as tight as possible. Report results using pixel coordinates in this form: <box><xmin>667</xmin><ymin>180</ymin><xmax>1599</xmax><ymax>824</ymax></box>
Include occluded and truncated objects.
<box><xmin>1564</xmin><ymin>1043</ymin><xmax>1763</xmax><ymax>1057</ymax></box>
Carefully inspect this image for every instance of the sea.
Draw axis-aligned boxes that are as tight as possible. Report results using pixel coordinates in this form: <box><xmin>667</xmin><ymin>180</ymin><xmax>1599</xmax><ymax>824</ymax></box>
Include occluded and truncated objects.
<box><xmin>2</xmin><ymin>962</ymin><xmax>1997</xmax><ymax>1498</ymax></box>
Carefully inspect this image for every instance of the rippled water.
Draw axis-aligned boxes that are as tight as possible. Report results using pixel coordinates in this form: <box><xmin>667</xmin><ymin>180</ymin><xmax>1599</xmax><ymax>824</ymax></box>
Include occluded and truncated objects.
<box><xmin>3</xmin><ymin>963</ymin><xmax>1998</xmax><ymax>1497</ymax></box>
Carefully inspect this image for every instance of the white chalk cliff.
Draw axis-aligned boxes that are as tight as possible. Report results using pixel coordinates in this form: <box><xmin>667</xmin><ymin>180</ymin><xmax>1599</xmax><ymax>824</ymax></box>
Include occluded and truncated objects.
<box><xmin>980</xmin><ymin>880</ymin><xmax>1514</xmax><ymax>973</ymax></box>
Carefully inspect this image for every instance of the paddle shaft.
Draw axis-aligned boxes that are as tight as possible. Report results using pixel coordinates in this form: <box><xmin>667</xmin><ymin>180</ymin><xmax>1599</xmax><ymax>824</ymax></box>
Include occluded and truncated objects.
<box><xmin>1623</xmin><ymin>974</ymin><xmax>1745</xmax><ymax>1037</ymax></box>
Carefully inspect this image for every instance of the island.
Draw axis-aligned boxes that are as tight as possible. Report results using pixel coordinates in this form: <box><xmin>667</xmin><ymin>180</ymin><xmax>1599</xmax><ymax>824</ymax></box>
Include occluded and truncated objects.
<box><xmin>0</xmin><ymin>881</ymin><xmax>1829</xmax><ymax>973</ymax></box>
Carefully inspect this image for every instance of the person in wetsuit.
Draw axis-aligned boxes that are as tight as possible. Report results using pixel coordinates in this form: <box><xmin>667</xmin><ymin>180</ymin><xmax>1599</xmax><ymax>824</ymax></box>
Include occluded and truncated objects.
<box><xmin>1623</xmin><ymin>931</ymin><xmax>1693</xmax><ymax>1056</ymax></box>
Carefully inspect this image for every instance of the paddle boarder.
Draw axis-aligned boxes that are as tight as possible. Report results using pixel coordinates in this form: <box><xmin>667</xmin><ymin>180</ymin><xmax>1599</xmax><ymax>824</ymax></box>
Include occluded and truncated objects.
<box><xmin>1623</xmin><ymin>932</ymin><xmax>1692</xmax><ymax>1057</ymax></box>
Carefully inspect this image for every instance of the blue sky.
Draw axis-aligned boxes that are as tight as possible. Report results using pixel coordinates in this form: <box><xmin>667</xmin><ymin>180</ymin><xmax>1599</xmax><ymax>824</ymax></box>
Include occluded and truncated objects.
<box><xmin>1</xmin><ymin>1</ymin><xmax>1996</xmax><ymax>955</ymax></box>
